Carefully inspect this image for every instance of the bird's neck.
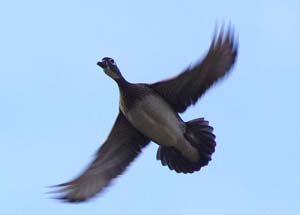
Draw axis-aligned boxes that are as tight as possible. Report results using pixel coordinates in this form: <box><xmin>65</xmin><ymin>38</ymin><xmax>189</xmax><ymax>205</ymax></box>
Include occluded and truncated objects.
<box><xmin>116</xmin><ymin>76</ymin><xmax>130</xmax><ymax>89</ymax></box>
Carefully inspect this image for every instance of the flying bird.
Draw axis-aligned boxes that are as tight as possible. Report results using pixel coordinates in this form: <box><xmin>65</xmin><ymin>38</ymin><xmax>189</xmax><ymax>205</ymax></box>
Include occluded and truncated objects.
<box><xmin>53</xmin><ymin>26</ymin><xmax>238</xmax><ymax>202</ymax></box>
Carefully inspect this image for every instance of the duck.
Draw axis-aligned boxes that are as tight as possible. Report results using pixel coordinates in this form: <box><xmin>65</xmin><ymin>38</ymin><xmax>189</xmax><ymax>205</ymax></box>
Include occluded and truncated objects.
<box><xmin>53</xmin><ymin>26</ymin><xmax>238</xmax><ymax>202</ymax></box>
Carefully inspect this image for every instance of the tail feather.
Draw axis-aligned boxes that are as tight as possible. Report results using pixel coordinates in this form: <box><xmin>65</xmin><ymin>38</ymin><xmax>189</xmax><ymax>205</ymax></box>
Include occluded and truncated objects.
<box><xmin>186</xmin><ymin>118</ymin><xmax>216</xmax><ymax>153</ymax></box>
<box><xmin>157</xmin><ymin>118</ymin><xmax>216</xmax><ymax>174</ymax></box>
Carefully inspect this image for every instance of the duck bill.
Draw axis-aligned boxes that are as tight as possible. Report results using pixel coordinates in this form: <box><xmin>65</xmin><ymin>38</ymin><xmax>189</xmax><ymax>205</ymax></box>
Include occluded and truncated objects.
<box><xmin>97</xmin><ymin>61</ymin><xmax>106</xmax><ymax>68</ymax></box>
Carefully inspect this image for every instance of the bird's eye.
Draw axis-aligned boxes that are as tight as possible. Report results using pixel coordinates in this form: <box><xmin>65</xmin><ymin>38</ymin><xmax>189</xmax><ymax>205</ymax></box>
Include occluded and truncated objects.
<box><xmin>110</xmin><ymin>59</ymin><xmax>115</xmax><ymax>64</ymax></box>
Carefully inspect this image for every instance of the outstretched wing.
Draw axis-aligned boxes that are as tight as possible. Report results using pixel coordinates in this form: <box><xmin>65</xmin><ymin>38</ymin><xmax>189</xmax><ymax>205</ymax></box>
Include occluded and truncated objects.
<box><xmin>150</xmin><ymin>26</ymin><xmax>238</xmax><ymax>113</ymax></box>
<box><xmin>53</xmin><ymin>112</ymin><xmax>150</xmax><ymax>202</ymax></box>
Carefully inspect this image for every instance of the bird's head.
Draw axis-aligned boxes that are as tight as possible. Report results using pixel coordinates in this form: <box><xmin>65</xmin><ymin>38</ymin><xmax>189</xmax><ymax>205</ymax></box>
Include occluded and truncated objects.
<box><xmin>97</xmin><ymin>57</ymin><xmax>123</xmax><ymax>80</ymax></box>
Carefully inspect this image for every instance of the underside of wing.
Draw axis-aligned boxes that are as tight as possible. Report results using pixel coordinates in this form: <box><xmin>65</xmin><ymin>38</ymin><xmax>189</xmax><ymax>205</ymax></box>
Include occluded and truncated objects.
<box><xmin>52</xmin><ymin>112</ymin><xmax>150</xmax><ymax>202</ymax></box>
<box><xmin>150</xmin><ymin>25</ymin><xmax>238</xmax><ymax>113</ymax></box>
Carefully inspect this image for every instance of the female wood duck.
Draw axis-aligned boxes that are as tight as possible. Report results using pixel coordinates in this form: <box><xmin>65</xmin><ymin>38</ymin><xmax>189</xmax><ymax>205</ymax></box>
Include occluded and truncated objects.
<box><xmin>54</xmin><ymin>26</ymin><xmax>238</xmax><ymax>202</ymax></box>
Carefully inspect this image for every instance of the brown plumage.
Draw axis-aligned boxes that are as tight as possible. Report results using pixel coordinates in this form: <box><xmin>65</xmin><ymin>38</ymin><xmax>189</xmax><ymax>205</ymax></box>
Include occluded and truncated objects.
<box><xmin>150</xmin><ymin>26</ymin><xmax>237</xmax><ymax>113</ymax></box>
<box><xmin>52</xmin><ymin>25</ymin><xmax>238</xmax><ymax>202</ymax></box>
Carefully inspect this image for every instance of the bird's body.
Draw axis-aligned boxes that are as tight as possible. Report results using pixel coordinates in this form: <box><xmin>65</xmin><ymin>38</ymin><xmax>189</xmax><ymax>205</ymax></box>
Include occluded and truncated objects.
<box><xmin>53</xmin><ymin>26</ymin><xmax>238</xmax><ymax>202</ymax></box>
<box><xmin>119</xmin><ymin>83</ymin><xmax>199</xmax><ymax>162</ymax></box>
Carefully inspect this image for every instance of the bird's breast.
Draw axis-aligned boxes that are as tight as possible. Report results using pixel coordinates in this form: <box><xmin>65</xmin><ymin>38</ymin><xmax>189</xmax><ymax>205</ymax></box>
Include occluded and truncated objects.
<box><xmin>120</xmin><ymin>94</ymin><xmax>185</xmax><ymax>146</ymax></box>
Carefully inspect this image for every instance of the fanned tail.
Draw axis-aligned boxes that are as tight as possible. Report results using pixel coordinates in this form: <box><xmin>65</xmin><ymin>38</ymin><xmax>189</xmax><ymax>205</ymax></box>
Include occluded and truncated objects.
<box><xmin>156</xmin><ymin>118</ymin><xmax>216</xmax><ymax>173</ymax></box>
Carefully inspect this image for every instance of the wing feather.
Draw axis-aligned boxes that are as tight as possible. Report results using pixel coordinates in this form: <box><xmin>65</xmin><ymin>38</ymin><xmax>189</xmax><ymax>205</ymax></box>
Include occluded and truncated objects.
<box><xmin>52</xmin><ymin>112</ymin><xmax>149</xmax><ymax>202</ymax></box>
<box><xmin>150</xmin><ymin>26</ymin><xmax>238</xmax><ymax>113</ymax></box>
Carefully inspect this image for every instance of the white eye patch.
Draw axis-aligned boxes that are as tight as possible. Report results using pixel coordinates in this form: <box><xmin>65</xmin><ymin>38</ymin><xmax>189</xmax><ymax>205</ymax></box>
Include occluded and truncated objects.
<box><xmin>109</xmin><ymin>59</ymin><xmax>116</xmax><ymax>65</ymax></box>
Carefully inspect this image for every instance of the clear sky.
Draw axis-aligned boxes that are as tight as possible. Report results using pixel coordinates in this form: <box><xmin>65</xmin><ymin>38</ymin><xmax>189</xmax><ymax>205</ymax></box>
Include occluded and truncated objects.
<box><xmin>1</xmin><ymin>0</ymin><xmax>300</xmax><ymax>214</ymax></box>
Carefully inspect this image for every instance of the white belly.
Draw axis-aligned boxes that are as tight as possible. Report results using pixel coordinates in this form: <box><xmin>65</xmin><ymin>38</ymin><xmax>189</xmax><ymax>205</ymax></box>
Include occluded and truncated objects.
<box><xmin>121</xmin><ymin>94</ymin><xmax>185</xmax><ymax>147</ymax></box>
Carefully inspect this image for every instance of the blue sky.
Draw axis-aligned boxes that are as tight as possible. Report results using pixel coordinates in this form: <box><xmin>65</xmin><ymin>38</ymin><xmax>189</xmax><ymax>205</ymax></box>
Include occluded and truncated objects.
<box><xmin>1</xmin><ymin>0</ymin><xmax>300</xmax><ymax>214</ymax></box>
